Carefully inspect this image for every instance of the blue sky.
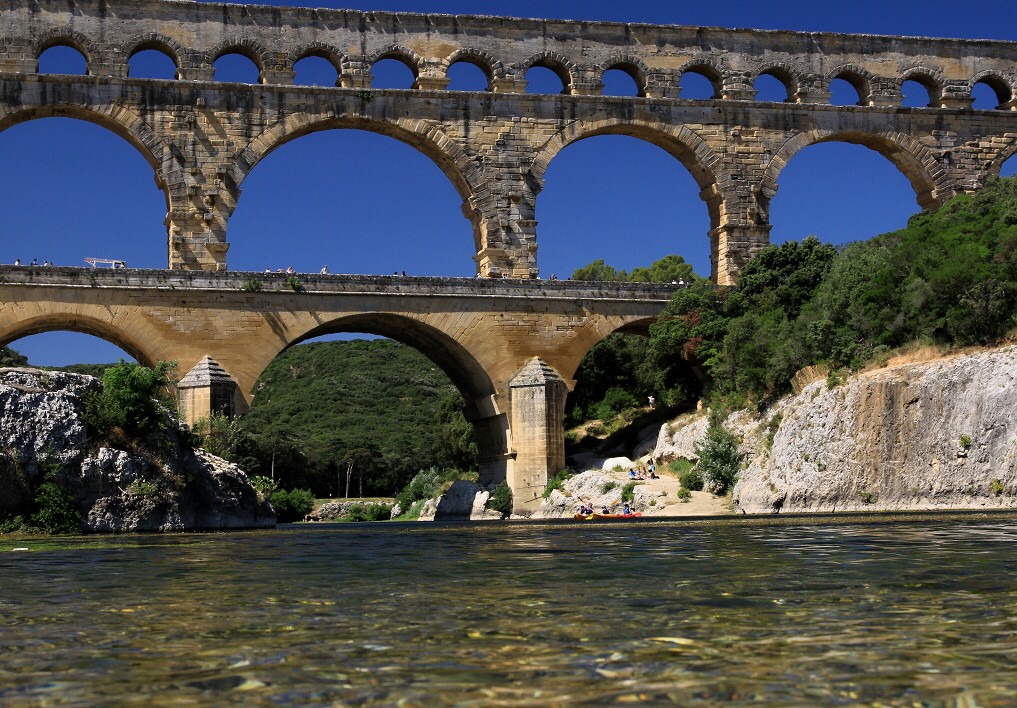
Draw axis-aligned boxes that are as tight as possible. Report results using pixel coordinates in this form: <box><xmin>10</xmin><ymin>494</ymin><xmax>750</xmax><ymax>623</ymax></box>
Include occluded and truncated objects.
<box><xmin>2</xmin><ymin>0</ymin><xmax>1016</xmax><ymax>365</ymax></box>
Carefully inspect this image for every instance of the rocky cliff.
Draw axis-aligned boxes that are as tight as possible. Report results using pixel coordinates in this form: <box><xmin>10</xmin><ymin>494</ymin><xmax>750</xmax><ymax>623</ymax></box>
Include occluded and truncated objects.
<box><xmin>724</xmin><ymin>346</ymin><xmax>1017</xmax><ymax>513</ymax></box>
<box><xmin>0</xmin><ymin>367</ymin><xmax>274</xmax><ymax>532</ymax></box>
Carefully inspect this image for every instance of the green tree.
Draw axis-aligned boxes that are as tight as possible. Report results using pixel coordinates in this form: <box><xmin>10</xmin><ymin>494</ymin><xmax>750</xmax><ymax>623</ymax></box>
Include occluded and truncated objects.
<box><xmin>629</xmin><ymin>254</ymin><xmax>698</xmax><ymax>284</ymax></box>
<box><xmin>0</xmin><ymin>346</ymin><xmax>28</xmax><ymax>367</ymax></box>
<box><xmin>571</xmin><ymin>259</ymin><xmax>627</xmax><ymax>282</ymax></box>
<box><xmin>82</xmin><ymin>360</ymin><xmax>176</xmax><ymax>441</ymax></box>
<box><xmin>694</xmin><ymin>422</ymin><xmax>742</xmax><ymax>495</ymax></box>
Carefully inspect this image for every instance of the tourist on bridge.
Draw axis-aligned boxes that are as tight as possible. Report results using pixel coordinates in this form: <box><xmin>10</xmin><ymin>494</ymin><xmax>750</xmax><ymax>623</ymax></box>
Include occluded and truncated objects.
<box><xmin>320</xmin><ymin>265</ymin><xmax>329</xmax><ymax>274</ymax></box>
<box><xmin>13</xmin><ymin>258</ymin><xmax>19</xmax><ymax>266</ymax></box>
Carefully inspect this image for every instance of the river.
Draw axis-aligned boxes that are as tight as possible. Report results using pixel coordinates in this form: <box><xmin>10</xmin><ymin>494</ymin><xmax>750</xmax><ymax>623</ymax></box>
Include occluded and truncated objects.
<box><xmin>2</xmin><ymin>513</ymin><xmax>1016</xmax><ymax>706</ymax></box>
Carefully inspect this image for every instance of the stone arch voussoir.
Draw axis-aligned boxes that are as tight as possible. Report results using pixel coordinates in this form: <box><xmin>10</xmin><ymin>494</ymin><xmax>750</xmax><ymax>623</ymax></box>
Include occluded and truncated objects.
<box><xmin>441</xmin><ymin>48</ymin><xmax>505</xmax><ymax>81</ymax></box>
<box><xmin>761</xmin><ymin>128</ymin><xmax>951</xmax><ymax>210</ymax></box>
<box><xmin>34</xmin><ymin>29</ymin><xmax>97</xmax><ymax>68</ymax></box>
<box><xmin>0</xmin><ymin>311</ymin><xmax>161</xmax><ymax>369</ymax></box>
<box><xmin>752</xmin><ymin>61</ymin><xmax>806</xmax><ymax>98</ymax></box>
<box><xmin>289</xmin><ymin>42</ymin><xmax>345</xmax><ymax>72</ymax></box>
<box><xmin>531</xmin><ymin>117</ymin><xmax>730</xmax><ymax>231</ymax></box>
<box><xmin>208</xmin><ymin>38</ymin><xmax>271</xmax><ymax>72</ymax></box>
<box><xmin>124</xmin><ymin>33</ymin><xmax>184</xmax><ymax>67</ymax></box>
<box><xmin>514</xmin><ymin>50</ymin><xmax>577</xmax><ymax>85</ymax></box>
<box><xmin>367</xmin><ymin>45</ymin><xmax>424</xmax><ymax>77</ymax></box>
<box><xmin>599</xmin><ymin>54</ymin><xmax>652</xmax><ymax>94</ymax></box>
<box><xmin>827</xmin><ymin>63</ymin><xmax>876</xmax><ymax>103</ymax></box>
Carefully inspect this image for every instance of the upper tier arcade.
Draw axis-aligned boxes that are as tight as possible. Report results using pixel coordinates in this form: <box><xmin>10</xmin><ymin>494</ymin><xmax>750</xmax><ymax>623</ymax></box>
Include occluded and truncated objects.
<box><xmin>2</xmin><ymin>0</ymin><xmax>1015</xmax><ymax>282</ymax></box>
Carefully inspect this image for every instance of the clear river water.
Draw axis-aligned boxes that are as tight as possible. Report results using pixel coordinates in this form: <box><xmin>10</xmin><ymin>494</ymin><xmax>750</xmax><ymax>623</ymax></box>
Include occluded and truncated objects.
<box><xmin>2</xmin><ymin>513</ymin><xmax>1016</xmax><ymax>706</ymax></box>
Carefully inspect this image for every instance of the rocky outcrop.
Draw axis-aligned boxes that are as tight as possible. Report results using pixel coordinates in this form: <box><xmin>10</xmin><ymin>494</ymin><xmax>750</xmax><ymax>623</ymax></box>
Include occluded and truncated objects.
<box><xmin>0</xmin><ymin>367</ymin><xmax>273</xmax><ymax>532</ymax></box>
<box><xmin>307</xmin><ymin>499</ymin><xmax>391</xmax><ymax>521</ymax></box>
<box><xmin>650</xmin><ymin>413</ymin><xmax>709</xmax><ymax>462</ymax></box>
<box><xmin>533</xmin><ymin>470</ymin><xmax>664</xmax><ymax>518</ymax></box>
<box><xmin>418</xmin><ymin>480</ymin><xmax>504</xmax><ymax>521</ymax></box>
<box><xmin>734</xmin><ymin>346</ymin><xmax>1017</xmax><ymax>514</ymax></box>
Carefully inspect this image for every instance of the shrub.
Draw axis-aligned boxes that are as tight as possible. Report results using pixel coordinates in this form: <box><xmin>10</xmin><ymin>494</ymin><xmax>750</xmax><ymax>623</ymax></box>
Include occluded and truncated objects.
<box><xmin>694</xmin><ymin>422</ymin><xmax>743</xmax><ymax>495</ymax></box>
<box><xmin>765</xmin><ymin>413</ymin><xmax>782</xmax><ymax>449</ymax></box>
<box><xmin>270</xmin><ymin>488</ymin><xmax>315</xmax><ymax>523</ymax></box>
<box><xmin>31</xmin><ymin>482</ymin><xmax>81</xmax><ymax>534</ymax></box>
<box><xmin>343</xmin><ymin>503</ymin><xmax>392</xmax><ymax>522</ymax></box>
<box><xmin>543</xmin><ymin>468</ymin><xmax>573</xmax><ymax>498</ymax></box>
<box><xmin>990</xmin><ymin>479</ymin><xmax>1005</xmax><ymax>497</ymax></box>
<box><xmin>82</xmin><ymin>361</ymin><xmax>175</xmax><ymax>441</ymax></box>
<box><xmin>621</xmin><ymin>481</ymin><xmax>637</xmax><ymax>503</ymax></box>
<box><xmin>600</xmin><ymin>480</ymin><xmax>618</xmax><ymax>494</ymax></box>
<box><xmin>677</xmin><ymin>487</ymin><xmax>692</xmax><ymax>502</ymax></box>
<box><xmin>192</xmin><ymin>413</ymin><xmax>248</xmax><ymax>461</ymax></box>
<box><xmin>396</xmin><ymin>467</ymin><xmax>446</xmax><ymax>511</ymax></box>
<box><xmin>125</xmin><ymin>479</ymin><xmax>159</xmax><ymax>497</ymax></box>
<box><xmin>959</xmin><ymin>435</ymin><xmax>972</xmax><ymax>450</ymax></box>
<box><xmin>240</xmin><ymin>278</ymin><xmax>261</xmax><ymax>292</ymax></box>
<box><xmin>668</xmin><ymin>458</ymin><xmax>694</xmax><ymax>475</ymax></box>
<box><xmin>594</xmin><ymin>387</ymin><xmax>640</xmax><ymax>422</ymax></box>
<box><xmin>679</xmin><ymin>468</ymin><xmax>704</xmax><ymax>491</ymax></box>
<box><xmin>487</xmin><ymin>481</ymin><xmax>513</xmax><ymax>518</ymax></box>
<box><xmin>0</xmin><ymin>515</ymin><xmax>39</xmax><ymax>534</ymax></box>
<box><xmin>250</xmin><ymin>476</ymin><xmax>277</xmax><ymax>503</ymax></box>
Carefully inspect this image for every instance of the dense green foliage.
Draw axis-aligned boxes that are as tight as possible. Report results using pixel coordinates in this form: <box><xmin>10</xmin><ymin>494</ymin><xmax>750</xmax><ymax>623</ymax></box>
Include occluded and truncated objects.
<box><xmin>82</xmin><ymin>361</ymin><xmax>175</xmax><ymax>441</ymax></box>
<box><xmin>543</xmin><ymin>468</ymin><xmax>574</xmax><ymax>498</ymax></box>
<box><xmin>567</xmin><ymin>254</ymin><xmax>704</xmax><ymax>425</ymax></box>
<box><xmin>487</xmin><ymin>480</ymin><xmax>513</xmax><ymax>518</ymax></box>
<box><xmin>650</xmin><ymin>176</ymin><xmax>1017</xmax><ymax>404</ymax></box>
<box><xmin>0</xmin><ymin>346</ymin><xmax>28</xmax><ymax>367</ymax></box>
<box><xmin>31</xmin><ymin>481</ymin><xmax>82</xmax><ymax>534</ymax></box>
<box><xmin>394</xmin><ymin>466</ymin><xmax>476</xmax><ymax>513</ymax></box>
<box><xmin>694</xmin><ymin>422</ymin><xmax>742</xmax><ymax>494</ymax></box>
<box><xmin>270</xmin><ymin>488</ymin><xmax>316</xmax><ymax>523</ymax></box>
<box><xmin>236</xmin><ymin>340</ymin><xmax>477</xmax><ymax>497</ymax></box>
<box><xmin>339</xmin><ymin>502</ymin><xmax>393</xmax><ymax>522</ymax></box>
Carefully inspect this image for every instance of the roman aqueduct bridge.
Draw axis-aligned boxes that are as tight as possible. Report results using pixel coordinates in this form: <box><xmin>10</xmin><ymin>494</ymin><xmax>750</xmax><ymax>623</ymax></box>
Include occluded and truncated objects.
<box><xmin>2</xmin><ymin>1</ymin><xmax>1016</xmax><ymax>511</ymax></box>
<box><xmin>1</xmin><ymin>0</ymin><xmax>1015</xmax><ymax>283</ymax></box>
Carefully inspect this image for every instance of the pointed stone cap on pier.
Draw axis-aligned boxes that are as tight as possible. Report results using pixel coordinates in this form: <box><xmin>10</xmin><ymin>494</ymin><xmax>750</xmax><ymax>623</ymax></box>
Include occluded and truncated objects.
<box><xmin>509</xmin><ymin>357</ymin><xmax>565</xmax><ymax>388</ymax></box>
<box><xmin>177</xmin><ymin>356</ymin><xmax>235</xmax><ymax>388</ymax></box>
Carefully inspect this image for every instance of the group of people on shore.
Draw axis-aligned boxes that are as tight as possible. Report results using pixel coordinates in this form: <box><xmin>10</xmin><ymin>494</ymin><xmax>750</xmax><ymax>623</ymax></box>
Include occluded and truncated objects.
<box><xmin>629</xmin><ymin>461</ymin><xmax>658</xmax><ymax>480</ymax></box>
<box><xmin>10</xmin><ymin>258</ymin><xmax>54</xmax><ymax>266</ymax></box>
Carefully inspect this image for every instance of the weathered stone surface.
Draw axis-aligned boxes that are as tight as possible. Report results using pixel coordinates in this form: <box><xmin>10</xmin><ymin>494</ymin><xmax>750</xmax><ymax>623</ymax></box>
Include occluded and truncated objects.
<box><xmin>734</xmin><ymin>346</ymin><xmax>1017</xmax><ymax>514</ymax></box>
<box><xmin>601</xmin><ymin>456</ymin><xmax>635</xmax><ymax>471</ymax></box>
<box><xmin>4</xmin><ymin>1</ymin><xmax>1015</xmax><ymax>284</ymax></box>
<box><xmin>0</xmin><ymin>367</ymin><xmax>274</xmax><ymax>532</ymax></box>
<box><xmin>307</xmin><ymin>499</ymin><xmax>391</xmax><ymax>521</ymax></box>
<box><xmin>533</xmin><ymin>470</ymin><xmax>660</xmax><ymax>518</ymax></box>
<box><xmin>651</xmin><ymin>414</ymin><xmax>710</xmax><ymax>462</ymax></box>
<box><xmin>418</xmin><ymin>480</ymin><xmax>503</xmax><ymax>521</ymax></box>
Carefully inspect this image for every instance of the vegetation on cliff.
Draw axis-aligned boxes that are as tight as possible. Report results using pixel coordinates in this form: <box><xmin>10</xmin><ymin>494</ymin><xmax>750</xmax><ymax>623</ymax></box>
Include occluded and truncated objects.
<box><xmin>651</xmin><ymin>175</ymin><xmax>1017</xmax><ymax>405</ymax></box>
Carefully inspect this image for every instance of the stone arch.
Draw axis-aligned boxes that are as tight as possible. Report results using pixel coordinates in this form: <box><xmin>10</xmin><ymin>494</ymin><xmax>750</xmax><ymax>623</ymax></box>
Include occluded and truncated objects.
<box><xmin>368</xmin><ymin>45</ymin><xmax>423</xmax><ymax>79</ymax></box>
<box><xmin>290</xmin><ymin>43</ymin><xmax>344</xmax><ymax>74</ymax></box>
<box><xmin>209</xmin><ymin>39</ymin><xmax>270</xmax><ymax>80</ymax></box>
<box><xmin>34</xmin><ymin>30</ymin><xmax>96</xmax><ymax>73</ymax></box>
<box><xmin>0</xmin><ymin>312</ymin><xmax>160</xmax><ymax>369</ymax></box>
<box><xmin>441</xmin><ymin>48</ymin><xmax>505</xmax><ymax>86</ymax></box>
<box><xmin>518</xmin><ymin>51</ymin><xmax>576</xmax><ymax>91</ymax></box>
<box><xmin>969</xmin><ymin>70</ymin><xmax>1015</xmax><ymax>108</ymax></box>
<box><xmin>0</xmin><ymin>101</ymin><xmax>173</xmax><ymax>211</ymax></box>
<box><xmin>599</xmin><ymin>55</ymin><xmax>651</xmax><ymax>96</ymax></box>
<box><xmin>754</xmin><ymin>63</ymin><xmax>802</xmax><ymax>101</ymax></box>
<box><xmin>979</xmin><ymin>136</ymin><xmax>1017</xmax><ymax>182</ymax></box>
<box><xmin>677</xmin><ymin>58</ymin><xmax>725</xmax><ymax>99</ymax></box>
<box><xmin>760</xmin><ymin>129</ymin><xmax>951</xmax><ymax>212</ymax></box>
<box><xmin>232</xmin><ymin>114</ymin><xmax>485</xmax><ymax>253</ymax></box>
<box><xmin>827</xmin><ymin>64</ymin><xmax>875</xmax><ymax>105</ymax></box>
<box><xmin>531</xmin><ymin>117</ymin><xmax>730</xmax><ymax>234</ymax></box>
<box><xmin>252</xmin><ymin>312</ymin><xmax>506</xmax><ymax>473</ymax></box>
<box><xmin>126</xmin><ymin>34</ymin><xmax>183</xmax><ymax>67</ymax></box>
<box><xmin>900</xmin><ymin>65</ymin><xmax>944</xmax><ymax>106</ymax></box>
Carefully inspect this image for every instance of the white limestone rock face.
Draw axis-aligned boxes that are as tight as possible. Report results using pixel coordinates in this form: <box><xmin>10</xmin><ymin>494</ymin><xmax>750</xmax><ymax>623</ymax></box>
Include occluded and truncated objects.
<box><xmin>533</xmin><ymin>470</ymin><xmax>642</xmax><ymax>518</ymax></box>
<box><xmin>734</xmin><ymin>346</ymin><xmax>1017</xmax><ymax>514</ymax></box>
<box><xmin>0</xmin><ymin>367</ymin><xmax>274</xmax><ymax>531</ymax></box>
<box><xmin>601</xmin><ymin>456</ymin><xmax>634</xmax><ymax>472</ymax></box>
<box><xmin>651</xmin><ymin>414</ymin><xmax>709</xmax><ymax>462</ymax></box>
<box><xmin>418</xmin><ymin>480</ymin><xmax>503</xmax><ymax>521</ymax></box>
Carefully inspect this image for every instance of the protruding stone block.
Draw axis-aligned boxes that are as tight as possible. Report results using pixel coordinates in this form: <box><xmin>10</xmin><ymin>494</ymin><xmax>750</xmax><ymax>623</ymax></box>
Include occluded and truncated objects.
<box><xmin>176</xmin><ymin>356</ymin><xmax>241</xmax><ymax>426</ymax></box>
<box><xmin>508</xmin><ymin>357</ymin><xmax>568</xmax><ymax>514</ymax></box>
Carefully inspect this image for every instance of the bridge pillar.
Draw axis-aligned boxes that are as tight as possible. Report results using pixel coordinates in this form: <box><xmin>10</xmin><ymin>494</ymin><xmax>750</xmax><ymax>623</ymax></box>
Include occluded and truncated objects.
<box><xmin>711</xmin><ymin>222</ymin><xmax>771</xmax><ymax>286</ymax></box>
<box><xmin>176</xmin><ymin>356</ymin><xmax>245</xmax><ymax>427</ymax></box>
<box><xmin>508</xmin><ymin>358</ymin><xmax>568</xmax><ymax>515</ymax></box>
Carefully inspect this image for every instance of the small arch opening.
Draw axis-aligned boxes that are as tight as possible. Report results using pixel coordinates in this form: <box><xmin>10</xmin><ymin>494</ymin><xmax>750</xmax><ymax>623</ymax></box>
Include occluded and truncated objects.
<box><xmin>901</xmin><ymin>78</ymin><xmax>933</xmax><ymax>108</ymax></box>
<box><xmin>830</xmin><ymin>76</ymin><xmax>863</xmax><ymax>106</ymax></box>
<box><xmin>214</xmin><ymin>52</ymin><xmax>261</xmax><ymax>84</ymax></box>
<box><xmin>678</xmin><ymin>70</ymin><xmax>717</xmax><ymax>100</ymax></box>
<box><xmin>972</xmin><ymin>76</ymin><xmax>1012</xmax><ymax>110</ymax></box>
<box><xmin>446</xmin><ymin>60</ymin><xmax>490</xmax><ymax>91</ymax></box>
<box><xmin>602</xmin><ymin>67</ymin><xmax>640</xmax><ymax>97</ymax></box>
<box><xmin>128</xmin><ymin>48</ymin><xmax>177</xmax><ymax>80</ymax></box>
<box><xmin>754</xmin><ymin>73</ymin><xmax>790</xmax><ymax>102</ymax></box>
<box><xmin>525</xmin><ymin>64</ymin><xmax>568</xmax><ymax>94</ymax></box>
<box><xmin>371</xmin><ymin>57</ymin><xmax>416</xmax><ymax>89</ymax></box>
<box><xmin>294</xmin><ymin>55</ymin><xmax>339</xmax><ymax>87</ymax></box>
<box><xmin>38</xmin><ymin>44</ymin><xmax>88</xmax><ymax>75</ymax></box>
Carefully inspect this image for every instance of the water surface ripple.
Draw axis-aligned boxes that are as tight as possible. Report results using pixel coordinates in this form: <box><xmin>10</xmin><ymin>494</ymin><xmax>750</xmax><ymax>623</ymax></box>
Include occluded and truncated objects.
<box><xmin>2</xmin><ymin>514</ymin><xmax>1016</xmax><ymax>706</ymax></box>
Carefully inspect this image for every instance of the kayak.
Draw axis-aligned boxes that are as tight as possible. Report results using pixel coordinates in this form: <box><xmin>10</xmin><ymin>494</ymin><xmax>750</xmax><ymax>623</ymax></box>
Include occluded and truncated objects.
<box><xmin>573</xmin><ymin>512</ymin><xmax>642</xmax><ymax>520</ymax></box>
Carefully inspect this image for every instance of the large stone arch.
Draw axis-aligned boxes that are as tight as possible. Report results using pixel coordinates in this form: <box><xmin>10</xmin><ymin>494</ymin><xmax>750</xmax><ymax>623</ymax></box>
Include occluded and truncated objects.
<box><xmin>0</xmin><ymin>101</ymin><xmax>175</xmax><ymax>216</ymax></box>
<box><xmin>246</xmin><ymin>311</ymin><xmax>508</xmax><ymax>480</ymax></box>
<box><xmin>531</xmin><ymin>117</ymin><xmax>731</xmax><ymax>239</ymax></box>
<box><xmin>760</xmin><ymin>129</ymin><xmax>953</xmax><ymax>211</ymax></box>
<box><xmin>231</xmin><ymin>114</ymin><xmax>488</xmax><ymax>257</ymax></box>
<box><xmin>980</xmin><ymin>136</ymin><xmax>1017</xmax><ymax>182</ymax></box>
<box><xmin>0</xmin><ymin>311</ymin><xmax>160</xmax><ymax>369</ymax></box>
